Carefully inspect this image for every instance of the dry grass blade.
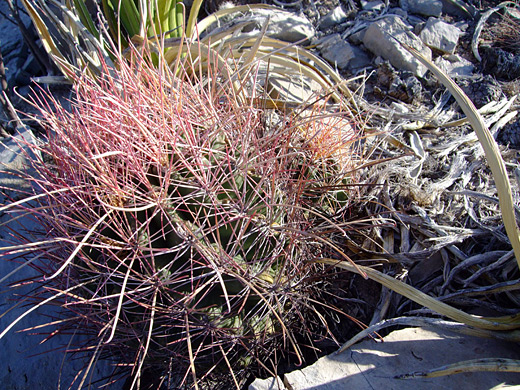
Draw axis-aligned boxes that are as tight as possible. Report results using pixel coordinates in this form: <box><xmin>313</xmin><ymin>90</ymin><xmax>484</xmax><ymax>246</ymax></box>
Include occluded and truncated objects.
<box><xmin>402</xmin><ymin>43</ymin><xmax>520</xmax><ymax>271</ymax></box>
<box><xmin>318</xmin><ymin>259</ymin><xmax>520</xmax><ymax>331</ymax></box>
<box><xmin>19</xmin><ymin>0</ymin><xmax>74</xmax><ymax>78</ymax></box>
<box><xmin>396</xmin><ymin>358</ymin><xmax>520</xmax><ymax>379</ymax></box>
<box><xmin>337</xmin><ymin>317</ymin><xmax>520</xmax><ymax>354</ymax></box>
<box><xmin>472</xmin><ymin>1</ymin><xmax>518</xmax><ymax>61</ymax></box>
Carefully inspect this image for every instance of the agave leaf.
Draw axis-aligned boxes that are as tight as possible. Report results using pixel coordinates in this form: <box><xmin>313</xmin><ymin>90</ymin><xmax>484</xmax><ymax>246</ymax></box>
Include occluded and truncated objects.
<box><xmin>102</xmin><ymin>0</ymin><xmax>127</xmax><ymax>46</ymax></box>
<box><xmin>71</xmin><ymin>0</ymin><xmax>100</xmax><ymax>39</ymax></box>
<box><xmin>20</xmin><ymin>0</ymin><xmax>75</xmax><ymax>77</ymax></box>
<box><xmin>402</xmin><ymin>43</ymin><xmax>520</xmax><ymax>271</ymax></box>
<box><xmin>318</xmin><ymin>258</ymin><xmax>520</xmax><ymax>331</ymax></box>
<box><xmin>185</xmin><ymin>0</ymin><xmax>204</xmax><ymax>38</ymax></box>
<box><xmin>110</xmin><ymin>0</ymin><xmax>141</xmax><ymax>37</ymax></box>
<box><xmin>396</xmin><ymin>358</ymin><xmax>520</xmax><ymax>379</ymax></box>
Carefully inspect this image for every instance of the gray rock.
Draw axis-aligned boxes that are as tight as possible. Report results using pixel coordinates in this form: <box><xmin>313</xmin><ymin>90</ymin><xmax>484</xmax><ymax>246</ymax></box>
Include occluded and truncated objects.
<box><xmin>248</xmin><ymin>376</ymin><xmax>284</xmax><ymax>390</ymax></box>
<box><xmin>419</xmin><ymin>17</ymin><xmax>462</xmax><ymax>54</ymax></box>
<box><xmin>267</xmin><ymin>75</ymin><xmax>323</xmax><ymax>104</ymax></box>
<box><xmin>440</xmin><ymin>0</ymin><xmax>477</xmax><ymax>18</ymax></box>
<box><xmin>400</xmin><ymin>0</ymin><xmax>443</xmax><ymax>17</ymax></box>
<box><xmin>319</xmin><ymin>6</ymin><xmax>348</xmax><ymax>31</ymax></box>
<box><xmin>360</xmin><ymin>0</ymin><xmax>385</xmax><ymax>12</ymax></box>
<box><xmin>348</xmin><ymin>46</ymin><xmax>372</xmax><ymax>71</ymax></box>
<box><xmin>206</xmin><ymin>8</ymin><xmax>314</xmax><ymax>43</ymax></box>
<box><xmin>319</xmin><ymin>34</ymin><xmax>355</xmax><ymax>70</ymax></box>
<box><xmin>363</xmin><ymin>16</ymin><xmax>432</xmax><ymax>77</ymax></box>
<box><xmin>230</xmin><ymin>9</ymin><xmax>315</xmax><ymax>43</ymax></box>
<box><xmin>282</xmin><ymin>327</ymin><xmax>520</xmax><ymax>389</ymax></box>
<box><xmin>389</xmin><ymin>7</ymin><xmax>408</xmax><ymax>17</ymax></box>
<box><xmin>434</xmin><ymin>54</ymin><xmax>474</xmax><ymax>79</ymax></box>
<box><xmin>346</xmin><ymin>28</ymin><xmax>367</xmax><ymax>45</ymax></box>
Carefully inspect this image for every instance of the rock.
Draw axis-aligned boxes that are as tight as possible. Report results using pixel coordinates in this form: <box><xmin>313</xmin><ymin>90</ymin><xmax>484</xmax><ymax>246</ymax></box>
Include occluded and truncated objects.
<box><xmin>440</xmin><ymin>0</ymin><xmax>477</xmax><ymax>18</ymax></box>
<box><xmin>419</xmin><ymin>17</ymin><xmax>462</xmax><ymax>54</ymax></box>
<box><xmin>211</xmin><ymin>8</ymin><xmax>314</xmax><ymax>44</ymax></box>
<box><xmin>400</xmin><ymin>0</ymin><xmax>443</xmax><ymax>17</ymax></box>
<box><xmin>346</xmin><ymin>28</ymin><xmax>366</xmax><ymax>45</ymax></box>
<box><xmin>348</xmin><ymin>46</ymin><xmax>372</xmax><ymax>71</ymax></box>
<box><xmin>248</xmin><ymin>376</ymin><xmax>284</xmax><ymax>390</ymax></box>
<box><xmin>363</xmin><ymin>16</ymin><xmax>432</xmax><ymax>77</ymax></box>
<box><xmin>319</xmin><ymin>6</ymin><xmax>348</xmax><ymax>31</ymax></box>
<box><xmin>319</xmin><ymin>34</ymin><xmax>355</xmax><ymax>70</ymax></box>
<box><xmin>434</xmin><ymin>54</ymin><xmax>474</xmax><ymax>79</ymax></box>
<box><xmin>389</xmin><ymin>7</ymin><xmax>407</xmax><ymax>18</ymax></box>
<box><xmin>267</xmin><ymin>75</ymin><xmax>323</xmax><ymax>104</ymax></box>
<box><xmin>360</xmin><ymin>0</ymin><xmax>385</xmax><ymax>12</ymax></box>
<box><xmin>498</xmin><ymin>116</ymin><xmax>520</xmax><ymax>148</ymax></box>
<box><xmin>282</xmin><ymin>327</ymin><xmax>520</xmax><ymax>389</ymax></box>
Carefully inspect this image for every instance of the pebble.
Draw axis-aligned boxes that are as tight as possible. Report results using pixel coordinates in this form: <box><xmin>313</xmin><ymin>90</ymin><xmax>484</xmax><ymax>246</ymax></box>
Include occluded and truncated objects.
<box><xmin>319</xmin><ymin>34</ymin><xmax>355</xmax><ymax>70</ymax></box>
<box><xmin>363</xmin><ymin>15</ymin><xmax>432</xmax><ymax>77</ymax></box>
<box><xmin>419</xmin><ymin>17</ymin><xmax>462</xmax><ymax>54</ymax></box>
<box><xmin>400</xmin><ymin>0</ymin><xmax>443</xmax><ymax>17</ymax></box>
<box><xmin>319</xmin><ymin>5</ymin><xmax>348</xmax><ymax>31</ymax></box>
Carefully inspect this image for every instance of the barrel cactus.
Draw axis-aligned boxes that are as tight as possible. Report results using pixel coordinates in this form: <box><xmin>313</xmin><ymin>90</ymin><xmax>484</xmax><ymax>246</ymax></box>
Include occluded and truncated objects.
<box><xmin>6</xmin><ymin>45</ymin><xmax>363</xmax><ymax>389</ymax></box>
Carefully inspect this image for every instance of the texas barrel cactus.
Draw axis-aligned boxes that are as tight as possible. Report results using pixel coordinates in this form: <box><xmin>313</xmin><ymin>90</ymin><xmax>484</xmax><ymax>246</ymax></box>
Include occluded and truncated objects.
<box><xmin>5</xmin><ymin>45</ymin><xmax>363</xmax><ymax>389</ymax></box>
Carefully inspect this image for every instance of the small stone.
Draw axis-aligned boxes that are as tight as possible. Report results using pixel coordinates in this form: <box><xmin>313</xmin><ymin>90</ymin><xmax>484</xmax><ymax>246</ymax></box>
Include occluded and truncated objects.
<box><xmin>215</xmin><ymin>9</ymin><xmax>314</xmax><ymax>44</ymax></box>
<box><xmin>389</xmin><ymin>7</ymin><xmax>408</xmax><ymax>18</ymax></box>
<box><xmin>348</xmin><ymin>46</ymin><xmax>372</xmax><ymax>71</ymax></box>
<box><xmin>363</xmin><ymin>16</ymin><xmax>432</xmax><ymax>77</ymax></box>
<box><xmin>346</xmin><ymin>28</ymin><xmax>367</xmax><ymax>45</ymax></box>
<box><xmin>319</xmin><ymin>6</ymin><xmax>348</xmax><ymax>31</ymax></box>
<box><xmin>440</xmin><ymin>0</ymin><xmax>477</xmax><ymax>18</ymax></box>
<box><xmin>434</xmin><ymin>54</ymin><xmax>474</xmax><ymax>79</ymax></box>
<box><xmin>361</xmin><ymin>0</ymin><xmax>384</xmax><ymax>12</ymax></box>
<box><xmin>400</xmin><ymin>0</ymin><xmax>443</xmax><ymax>17</ymax></box>
<box><xmin>267</xmin><ymin>75</ymin><xmax>323</xmax><ymax>103</ymax></box>
<box><xmin>319</xmin><ymin>34</ymin><xmax>355</xmax><ymax>70</ymax></box>
<box><xmin>419</xmin><ymin>17</ymin><xmax>462</xmax><ymax>54</ymax></box>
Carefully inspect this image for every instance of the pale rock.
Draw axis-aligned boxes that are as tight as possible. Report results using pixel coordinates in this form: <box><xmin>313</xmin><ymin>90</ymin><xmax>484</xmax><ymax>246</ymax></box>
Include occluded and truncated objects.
<box><xmin>248</xmin><ymin>376</ymin><xmax>284</xmax><ymax>390</ymax></box>
<box><xmin>211</xmin><ymin>9</ymin><xmax>314</xmax><ymax>44</ymax></box>
<box><xmin>400</xmin><ymin>0</ymin><xmax>442</xmax><ymax>17</ymax></box>
<box><xmin>361</xmin><ymin>0</ymin><xmax>384</xmax><ymax>12</ymax></box>
<box><xmin>255</xmin><ymin>9</ymin><xmax>314</xmax><ymax>43</ymax></box>
<box><xmin>363</xmin><ymin>16</ymin><xmax>432</xmax><ymax>77</ymax></box>
<box><xmin>434</xmin><ymin>54</ymin><xmax>474</xmax><ymax>79</ymax></box>
<box><xmin>346</xmin><ymin>28</ymin><xmax>366</xmax><ymax>45</ymax></box>
<box><xmin>282</xmin><ymin>327</ymin><xmax>520</xmax><ymax>389</ymax></box>
<box><xmin>319</xmin><ymin>6</ymin><xmax>348</xmax><ymax>31</ymax></box>
<box><xmin>420</xmin><ymin>17</ymin><xmax>462</xmax><ymax>54</ymax></box>
<box><xmin>319</xmin><ymin>34</ymin><xmax>355</xmax><ymax>70</ymax></box>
